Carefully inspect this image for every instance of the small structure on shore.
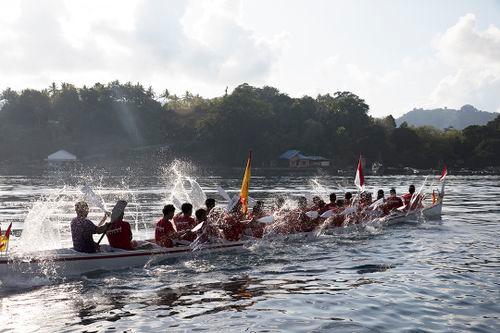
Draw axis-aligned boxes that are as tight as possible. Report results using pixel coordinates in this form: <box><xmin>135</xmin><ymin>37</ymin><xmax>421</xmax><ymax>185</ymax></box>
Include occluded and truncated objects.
<box><xmin>278</xmin><ymin>150</ymin><xmax>330</xmax><ymax>168</ymax></box>
<box><xmin>47</xmin><ymin>150</ymin><xmax>77</xmax><ymax>163</ymax></box>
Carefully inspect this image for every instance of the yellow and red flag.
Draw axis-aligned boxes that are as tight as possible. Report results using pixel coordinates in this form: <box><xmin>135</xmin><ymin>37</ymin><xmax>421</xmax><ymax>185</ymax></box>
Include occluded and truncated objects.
<box><xmin>0</xmin><ymin>222</ymin><xmax>12</xmax><ymax>252</ymax></box>
<box><xmin>240</xmin><ymin>150</ymin><xmax>252</xmax><ymax>215</ymax></box>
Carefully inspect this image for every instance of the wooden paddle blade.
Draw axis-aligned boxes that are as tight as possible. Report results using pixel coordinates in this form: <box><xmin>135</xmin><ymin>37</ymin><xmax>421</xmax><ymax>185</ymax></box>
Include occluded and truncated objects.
<box><xmin>305</xmin><ymin>211</ymin><xmax>319</xmax><ymax>219</ymax></box>
<box><xmin>110</xmin><ymin>200</ymin><xmax>128</xmax><ymax>222</ymax></box>
<box><xmin>191</xmin><ymin>221</ymin><xmax>204</xmax><ymax>232</ymax></box>
<box><xmin>320</xmin><ymin>210</ymin><xmax>333</xmax><ymax>218</ymax></box>
<box><xmin>256</xmin><ymin>215</ymin><xmax>274</xmax><ymax>223</ymax></box>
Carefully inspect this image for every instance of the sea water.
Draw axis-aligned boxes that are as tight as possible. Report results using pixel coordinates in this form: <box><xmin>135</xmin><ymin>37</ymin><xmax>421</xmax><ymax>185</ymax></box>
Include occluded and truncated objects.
<box><xmin>0</xmin><ymin>166</ymin><xmax>498</xmax><ymax>332</ymax></box>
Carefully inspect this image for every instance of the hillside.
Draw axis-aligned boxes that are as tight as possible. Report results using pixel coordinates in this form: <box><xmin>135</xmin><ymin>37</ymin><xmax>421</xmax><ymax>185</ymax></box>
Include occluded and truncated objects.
<box><xmin>396</xmin><ymin>105</ymin><xmax>498</xmax><ymax>130</ymax></box>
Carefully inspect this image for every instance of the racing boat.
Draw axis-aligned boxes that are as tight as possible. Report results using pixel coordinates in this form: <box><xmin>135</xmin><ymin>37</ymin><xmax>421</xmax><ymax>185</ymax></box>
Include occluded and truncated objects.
<box><xmin>0</xmin><ymin>193</ymin><xmax>444</xmax><ymax>281</ymax></box>
<box><xmin>0</xmin><ymin>240</ymin><xmax>248</xmax><ymax>281</ymax></box>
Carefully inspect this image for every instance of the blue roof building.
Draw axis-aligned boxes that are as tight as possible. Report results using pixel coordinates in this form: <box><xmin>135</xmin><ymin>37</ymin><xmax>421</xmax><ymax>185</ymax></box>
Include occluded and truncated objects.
<box><xmin>278</xmin><ymin>150</ymin><xmax>330</xmax><ymax>168</ymax></box>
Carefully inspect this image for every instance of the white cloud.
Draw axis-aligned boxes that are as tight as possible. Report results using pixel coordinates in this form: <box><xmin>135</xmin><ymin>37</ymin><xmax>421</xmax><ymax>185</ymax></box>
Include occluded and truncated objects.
<box><xmin>430</xmin><ymin>13</ymin><xmax>500</xmax><ymax>111</ymax></box>
<box><xmin>0</xmin><ymin>0</ymin><xmax>281</xmax><ymax>93</ymax></box>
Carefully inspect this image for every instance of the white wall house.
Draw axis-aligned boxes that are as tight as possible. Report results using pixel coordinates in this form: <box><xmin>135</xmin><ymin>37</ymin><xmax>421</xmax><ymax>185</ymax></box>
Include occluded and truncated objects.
<box><xmin>47</xmin><ymin>150</ymin><xmax>77</xmax><ymax>162</ymax></box>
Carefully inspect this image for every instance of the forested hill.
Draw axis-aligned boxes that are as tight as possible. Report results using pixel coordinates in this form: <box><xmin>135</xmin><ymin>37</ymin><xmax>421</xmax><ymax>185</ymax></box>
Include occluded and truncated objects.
<box><xmin>1</xmin><ymin>81</ymin><xmax>499</xmax><ymax>169</ymax></box>
<box><xmin>396</xmin><ymin>105</ymin><xmax>498</xmax><ymax>130</ymax></box>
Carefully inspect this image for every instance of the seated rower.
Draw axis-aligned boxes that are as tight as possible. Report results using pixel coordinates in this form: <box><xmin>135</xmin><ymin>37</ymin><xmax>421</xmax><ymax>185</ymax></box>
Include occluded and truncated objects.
<box><xmin>376</xmin><ymin>189</ymin><xmax>385</xmax><ymax>201</ymax></box>
<box><xmin>272</xmin><ymin>196</ymin><xmax>286</xmax><ymax>212</ymax></box>
<box><xmin>359</xmin><ymin>192</ymin><xmax>373</xmax><ymax>208</ymax></box>
<box><xmin>248</xmin><ymin>200</ymin><xmax>266</xmax><ymax>220</ymax></box>
<box><xmin>174</xmin><ymin>203</ymin><xmax>197</xmax><ymax>231</ymax></box>
<box><xmin>382</xmin><ymin>188</ymin><xmax>404</xmax><ymax>214</ymax></box>
<box><xmin>71</xmin><ymin>201</ymin><xmax>110</xmax><ymax>253</ymax></box>
<box><xmin>324</xmin><ymin>193</ymin><xmax>337</xmax><ymax>211</ymax></box>
<box><xmin>195</xmin><ymin>208</ymin><xmax>208</xmax><ymax>224</ymax></box>
<box><xmin>402</xmin><ymin>185</ymin><xmax>424</xmax><ymax>210</ymax></box>
<box><xmin>155</xmin><ymin>204</ymin><xmax>177</xmax><ymax>247</ymax></box>
<box><xmin>220</xmin><ymin>201</ymin><xmax>245</xmax><ymax>241</ymax></box>
<box><xmin>344</xmin><ymin>192</ymin><xmax>353</xmax><ymax>206</ymax></box>
<box><xmin>245</xmin><ymin>201</ymin><xmax>267</xmax><ymax>238</ymax></box>
<box><xmin>205</xmin><ymin>198</ymin><xmax>216</xmax><ymax>214</ymax></box>
<box><xmin>310</xmin><ymin>196</ymin><xmax>322</xmax><ymax>211</ymax></box>
<box><xmin>105</xmin><ymin>200</ymin><xmax>136</xmax><ymax>250</ymax></box>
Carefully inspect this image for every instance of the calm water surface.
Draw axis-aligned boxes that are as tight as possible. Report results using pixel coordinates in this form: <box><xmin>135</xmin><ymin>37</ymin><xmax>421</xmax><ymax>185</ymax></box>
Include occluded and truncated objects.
<box><xmin>0</xmin><ymin>168</ymin><xmax>499</xmax><ymax>332</ymax></box>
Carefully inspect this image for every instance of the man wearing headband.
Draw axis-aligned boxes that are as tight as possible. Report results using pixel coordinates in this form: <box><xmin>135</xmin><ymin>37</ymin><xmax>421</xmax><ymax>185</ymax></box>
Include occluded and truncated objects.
<box><xmin>71</xmin><ymin>201</ymin><xmax>109</xmax><ymax>253</ymax></box>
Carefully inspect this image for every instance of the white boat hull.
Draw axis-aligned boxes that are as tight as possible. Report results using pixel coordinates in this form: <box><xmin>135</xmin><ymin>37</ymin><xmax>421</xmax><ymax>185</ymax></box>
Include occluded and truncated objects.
<box><xmin>0</xmin><ymin>241</ymin><xmax>247</xmax><ymax>281</ymax></box>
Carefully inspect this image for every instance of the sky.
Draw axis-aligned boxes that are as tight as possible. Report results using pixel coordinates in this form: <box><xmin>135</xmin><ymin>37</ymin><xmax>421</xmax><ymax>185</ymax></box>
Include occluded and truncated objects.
<box><xmin>0</xmin><ymin>0</ymin><xmax>499</xmax><ymax>117</ymax></box>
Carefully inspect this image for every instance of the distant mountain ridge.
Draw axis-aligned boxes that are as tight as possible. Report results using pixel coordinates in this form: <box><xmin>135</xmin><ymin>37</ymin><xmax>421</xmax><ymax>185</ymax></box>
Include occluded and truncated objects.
<box><xmin>396</xmin><ymin>105</ymin><xmax>498</xmax><ymax>130</ymax></box>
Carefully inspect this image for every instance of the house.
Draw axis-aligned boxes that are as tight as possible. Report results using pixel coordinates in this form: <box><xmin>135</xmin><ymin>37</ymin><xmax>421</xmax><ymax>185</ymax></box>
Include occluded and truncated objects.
<box><xmin>278</xmin><ymin>150</ymin><xmax>330</xmax><ymax>168</ymax></box>
<box><xmin>47</xmin><ymin>150</ymin><xmax>77</xmax><ymax>162</ymax></box>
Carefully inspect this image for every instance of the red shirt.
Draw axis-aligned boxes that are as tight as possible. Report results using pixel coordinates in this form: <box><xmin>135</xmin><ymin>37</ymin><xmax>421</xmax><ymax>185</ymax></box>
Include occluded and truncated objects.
<box><xmin>222</xmin><ymin>214</ymin><xmax>245</xmax><ymax>241</ymax></box>
<box><xmin>383</xmin><ymin>196</ymin><xmax>404</xmax><ymax>214</ymax></box>
<box><xmin>173</xmin><ymin>214</ymin><xmax>197</xmax><ymax>231</ymax></box>
<box><xmin>155</xmin><ymin>217</ymin><xmax>176</xmax><ymax>247</ymax></box>
<box><xmin>324</xmin><ymin>202</ymin><xmax>336</xmax><ymax>211</ymax></box>
<box><xmin>106</xmin><ymin>219</ymin><xmax>134</xmax><ymax>250</ymax></box>
<box><xmin>402</xmin><ymin>193</ymin><xmax>423</xmax><ymax>210</ymax></box>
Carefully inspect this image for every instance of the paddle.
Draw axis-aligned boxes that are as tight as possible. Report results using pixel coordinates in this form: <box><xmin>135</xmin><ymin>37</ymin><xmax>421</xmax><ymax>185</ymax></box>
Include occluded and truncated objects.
<box><xmin>406</xmin><ymin>175</ymin><xmax>428</xmax><ymax>216</ymax></box>
<box><xmin>97</xmin><ymin>200</ymin><xmax>128</xmax><ymax>246</ymax></box>
<box><xmin>216</xmin><ymin>185</ymin><xmax>231</xmax><ymax>201</ymax></box>
<box><xmin>320</xmin><ymin>210</ymin><xmax>334</xmax><ymax>218</ymax></box>
<box><xmin>256</xmin><ymin>215</ymin><xmax>274</xmax><ymax>224</ymax></box>
<box><xmin>305</xmin><ymin>211</ymin><xmax>319</xmax><ymax>219</ymax></box>
<box><xmin>369</xmin><ymin>197</ymin><xmax>385</xmax><ymax>210</ymax></box>
<box><xmin>81</xmin><ymin>185</ymin><xmax>110</xmax><ymax>217</ymax></box>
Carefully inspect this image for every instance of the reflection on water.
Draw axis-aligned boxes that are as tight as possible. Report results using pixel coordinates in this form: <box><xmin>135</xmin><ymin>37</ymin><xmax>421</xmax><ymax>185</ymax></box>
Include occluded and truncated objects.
<box><xmin>0</xmin><ymin>171</ymin><xmax>499</xmax><ymax>332</ymax></box>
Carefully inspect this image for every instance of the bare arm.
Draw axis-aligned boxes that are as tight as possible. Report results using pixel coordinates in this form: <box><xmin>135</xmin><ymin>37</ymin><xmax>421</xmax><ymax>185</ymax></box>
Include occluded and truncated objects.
<box><xmin>95</xmin><ymin>214</ymin><xmax>109</xmax><ymax>233</ymax></box>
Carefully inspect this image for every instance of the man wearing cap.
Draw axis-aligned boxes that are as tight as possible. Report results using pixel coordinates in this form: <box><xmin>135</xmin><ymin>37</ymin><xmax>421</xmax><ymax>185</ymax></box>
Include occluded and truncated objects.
<box><xmin>71</xmin><ymin>201</ymin><xmax>109</xmax><ymax>253</ymax></box>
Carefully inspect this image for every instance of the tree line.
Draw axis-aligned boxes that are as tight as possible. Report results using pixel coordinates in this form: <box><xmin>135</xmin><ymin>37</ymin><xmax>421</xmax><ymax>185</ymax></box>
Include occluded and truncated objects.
<box><xmin>0</xmin><ymin>81</ymin><xmax>499</xmax><ymax>168</ymax></box>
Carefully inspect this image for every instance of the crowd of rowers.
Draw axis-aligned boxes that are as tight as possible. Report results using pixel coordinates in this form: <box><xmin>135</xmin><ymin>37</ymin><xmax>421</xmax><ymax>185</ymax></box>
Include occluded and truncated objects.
<box><xmin>70</xmin><ymin>185</ymin><xmax>425</xmax><ymax>253</ymax></box>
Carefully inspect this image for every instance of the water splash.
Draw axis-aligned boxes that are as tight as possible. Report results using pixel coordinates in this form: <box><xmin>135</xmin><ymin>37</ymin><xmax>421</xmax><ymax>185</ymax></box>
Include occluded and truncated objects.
<box><xmin>162</xmin><ymin>160</ymin><xmax>207</xmax><ymax>210</ymax></box>
<box><xmin>13</xmin><ymin>188</ymin><xmax>76</xmax><ymax>254</ymax></box>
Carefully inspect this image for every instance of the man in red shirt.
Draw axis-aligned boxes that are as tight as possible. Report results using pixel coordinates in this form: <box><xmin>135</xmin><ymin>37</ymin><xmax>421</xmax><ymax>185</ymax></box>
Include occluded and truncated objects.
<box><xmin>324</xmin><ymin>193</ymin><xmax>337</xmax><ymax>211</ymax></box>
<box><xmin>106</xmin><ymin>211</ymin><xmax>135</xmax><ymax>250</ymax></box>
<box><xmin>382</xmin><ymin>188</ymin><xmax>404</xmax><ymax>215</ymax></box>
<box><xmin>174</xmin><ymin>203</ymin><xmax>197</xmax><ymax>231</ymax></box>
<box><xmin>174</xmin><ymin>203</ymin><xmax>199</xmax><ymax>242</ymax></box>
<box><xmin>155</xmin><ymin>204</ymin><xmax>177</xmax><ymax>247</ymax></box>
<box><xmin>402</xmin><ymin>185</ymin><xmax>424</xmax><ymax>210</ymax></box>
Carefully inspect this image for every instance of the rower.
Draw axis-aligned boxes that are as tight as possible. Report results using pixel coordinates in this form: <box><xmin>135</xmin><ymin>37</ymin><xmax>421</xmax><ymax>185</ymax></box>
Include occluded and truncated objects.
<box><xmin>272</xmin><ymin>196</ymin><xmax>285</xmax><ymax>212</ymax></box>
<box><xmin>195</xmin><ymin>208</ymin><xmax>208</xmax><ymax>224</ymax></box>
<box><xmin>402</xmin><ymin>185</ymin><xmax>415</xmax><ymax>207</ymax></box>
<box><xmin>220</xmin><ymin>201</ymin><xmax>245</xmax><ymax>241</ymax></box>
<box><xmin>248</xmin><ymin>200</ymin><xmax>265</xmax><ymax>220</ymax></box>
<box><xmin>401</xmin><ymin>185</ymin><xmax>423</xmax><ymax>210</ymax></box>
<box><xmin>71</xmin><ymin>201</ymin><xmax>109</xmax><ymax>253</ymax></box>
<box><xmin>205</xmin><ymin>198</ymin><xmax>216</xmax><ymax>213</ymax></box>
<box><xmin>344</xmin><ymin>192</ymin><xmax>353</xmax><ymax>206</ymax></box>
<box><xmin>246</xmin><ymin>201</ymin><xmax>266</xmax><ymax>238</ymax></box>
<box><xmin>359</xmin><ymin>192</ymin><xmax>372</xmax><ymax>208</ymax></box>
<box><xmin>174</xmin><ymin>203</ymin><xmax>197</xmax><ymax>231</ymax></box>
<box><xmin>376</xmin><ymin>189</ymin><xmax>385</xmax><ymax>201</ymax></box>
<box><xmin>155</xmin><ymin>204</ymin><xmax>177</xmax><ymax>247</ymax></box>
<box><xmin>324</xmin><ymin>193</ymin><xmax>337</xmax><ymax>210</ymax></box>
<box><xmin>310</xmin><ymin>196</ymin><xmax>322</xmax><ymax>210</ymax></box>
<box><xmin>382</xmin><ymin>188</ymin><xmax>403</xmax><ymax>214</ymax></box>
<box><xmin>105</xmin><ymin>200</ymin><xmax>136</xmax><ymax>250</ymax></box>
<box><xmin>298</xmin><ymin>196</ymin><xmax>308</xmax><ymax>211</ymax></box>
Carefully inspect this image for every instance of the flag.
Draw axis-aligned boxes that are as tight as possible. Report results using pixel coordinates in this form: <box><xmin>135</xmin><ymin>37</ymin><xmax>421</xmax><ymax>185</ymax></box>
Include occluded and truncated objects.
<box><xmin>240</xmin><ymin>150</ymin><xmax>252</xmax><ymax>215</ymax></box>
<box><xmin>354</xmin><ymin>155</ymin><xmax>364</xmax><ymax>191</ymax></box>
<box><xmin>439</xmin><ymin>165</ymin><xmax>447</xmax><ymax>181</ymax></box>
<box><xmin>0</xmin><ymin>222</ymin><xmax>12</xmax><ymax>252</ymax></box>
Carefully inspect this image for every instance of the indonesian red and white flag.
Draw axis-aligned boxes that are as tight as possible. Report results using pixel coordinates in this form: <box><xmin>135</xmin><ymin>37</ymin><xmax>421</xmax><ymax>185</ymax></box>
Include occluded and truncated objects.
<box><xmin>439</xmin><ymin>165</ymin><xmax>447</xmax><ymax>181</ymax></box>
<box><xmin>354</xmin><ymin>156</ymin><xmax>365</xmax><ymax>191</ymax></box>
